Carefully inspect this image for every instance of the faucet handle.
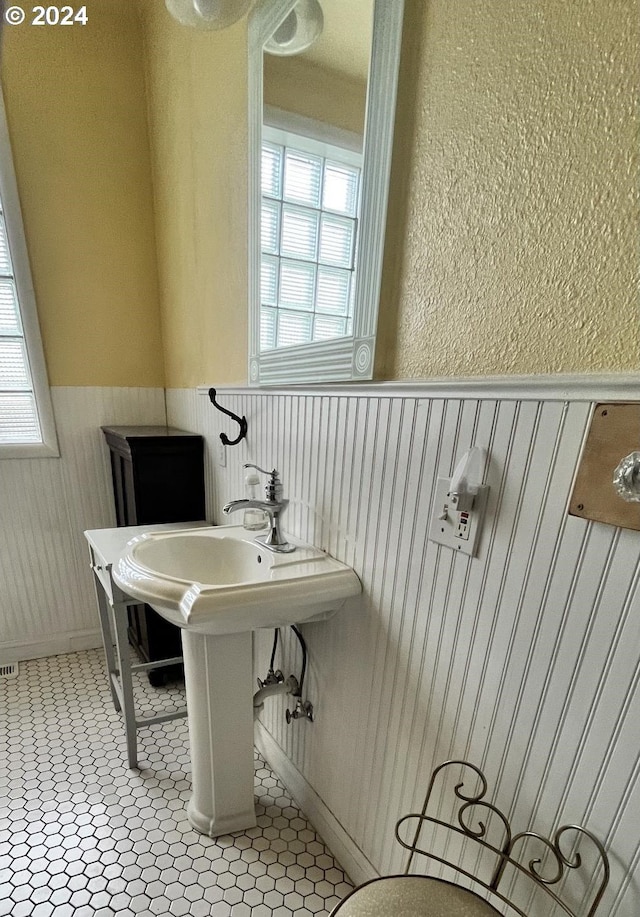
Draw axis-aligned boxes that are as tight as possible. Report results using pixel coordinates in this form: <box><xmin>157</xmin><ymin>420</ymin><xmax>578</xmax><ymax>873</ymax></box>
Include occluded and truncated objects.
<box><xmin>244</xmin><ymin>463</ymin><xmax>276</xmax><ymax>477</ymax></box>
<box><xmin>243</xmin><ymin>463</ymin><xmax>283</xmax><ymax>502</ymax></box>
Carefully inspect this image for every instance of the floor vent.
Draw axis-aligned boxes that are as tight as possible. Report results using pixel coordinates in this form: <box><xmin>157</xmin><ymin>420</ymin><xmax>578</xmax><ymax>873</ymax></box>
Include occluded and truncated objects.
<box><xmin>0</xmin><ymin>662</ymin><xmax>18</xmax><ymax>679</ymax></box>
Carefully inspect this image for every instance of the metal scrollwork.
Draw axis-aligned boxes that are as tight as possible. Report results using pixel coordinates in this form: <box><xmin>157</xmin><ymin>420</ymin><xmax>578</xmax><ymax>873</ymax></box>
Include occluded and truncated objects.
<box><xmin>393</xmin><ymin>760</ymin><xmax>610</xmax><ymax>917</ymax></box>
<box><xmin>458</xmin><ymin>799</ymin><xmax>512</xmax><ymax>848</ymax></box>
<box><xmin>508</xmin><ymin>831</ymin><xmax>566</xmax><ymax>885</ymax></box>
<box><xmin>555</xmin><ymin>825</ymin><xmax>585</xmax><ymax>871</ymax></box>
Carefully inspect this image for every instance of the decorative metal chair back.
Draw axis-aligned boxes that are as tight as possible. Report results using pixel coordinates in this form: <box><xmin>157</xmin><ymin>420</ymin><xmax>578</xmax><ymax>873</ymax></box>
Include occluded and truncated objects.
<box><xmin>394</xmin><ymin>760</ymin><xmax>609</xmax><ymax>917</ymax></box>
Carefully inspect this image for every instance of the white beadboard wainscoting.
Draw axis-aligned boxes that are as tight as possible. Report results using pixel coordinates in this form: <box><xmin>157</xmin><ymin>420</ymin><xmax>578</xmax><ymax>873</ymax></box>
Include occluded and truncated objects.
<box><xmin>167</xmin><ymin>379</ymin><xmax>639</xmax><ymax>917</ymax></box>
<box><xmin>0</xmin><ymin>386</ymin><xmax>166</xmax><ymax>662</ymax></box>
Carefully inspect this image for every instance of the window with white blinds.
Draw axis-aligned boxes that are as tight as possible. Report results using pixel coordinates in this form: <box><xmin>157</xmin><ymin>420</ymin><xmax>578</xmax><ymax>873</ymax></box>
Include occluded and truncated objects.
<box><xmin>0</xmin><ymin>93</ymin><xmax>57</xmax><ymax>458</ymax></box>
<box><xmin>260</xmin><ymin>126</ymin><xmax>362</xmax><ymax>352</ymax></box>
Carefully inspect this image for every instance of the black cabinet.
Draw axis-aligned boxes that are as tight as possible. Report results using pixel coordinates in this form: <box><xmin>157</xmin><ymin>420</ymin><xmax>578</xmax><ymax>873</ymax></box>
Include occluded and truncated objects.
<box><xmin>102</xmin><ymin>425</ymin><xmax>206</xmax><ymax>683</ymax></box>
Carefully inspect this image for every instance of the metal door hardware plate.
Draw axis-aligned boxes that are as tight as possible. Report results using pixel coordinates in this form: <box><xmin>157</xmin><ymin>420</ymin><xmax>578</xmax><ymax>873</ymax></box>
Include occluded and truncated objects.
<box><xmin>569</xmin><ymin>402</ymin><xmax>640</xmax><ymax>531</ymax></box>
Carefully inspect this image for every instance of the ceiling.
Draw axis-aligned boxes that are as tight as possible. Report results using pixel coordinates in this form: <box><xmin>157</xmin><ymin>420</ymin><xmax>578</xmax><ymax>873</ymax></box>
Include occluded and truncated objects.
<box><xmin>300</xmin><ymin>0</ymin><xmax>373</xmax><ymax>84</ymax></box>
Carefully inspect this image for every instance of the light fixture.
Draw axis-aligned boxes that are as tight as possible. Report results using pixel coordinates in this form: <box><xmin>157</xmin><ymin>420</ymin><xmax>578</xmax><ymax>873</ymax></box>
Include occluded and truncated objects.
<box><xmin>165</xmin><ymin>0</ymin><xmax>253</xmax><ymax>31</ymax></box>
<box><xmin>264</xmin><ymin>0</ymin><xmax>324</xmax><ymax>56</ymax></box>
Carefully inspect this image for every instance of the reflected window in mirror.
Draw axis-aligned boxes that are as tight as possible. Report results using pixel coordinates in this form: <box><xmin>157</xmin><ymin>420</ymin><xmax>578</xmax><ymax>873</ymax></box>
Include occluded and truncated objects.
<box><xmin>260</xmin><ymin>110</ymin><xmax>363</xmax><ymax>351</ymax></box>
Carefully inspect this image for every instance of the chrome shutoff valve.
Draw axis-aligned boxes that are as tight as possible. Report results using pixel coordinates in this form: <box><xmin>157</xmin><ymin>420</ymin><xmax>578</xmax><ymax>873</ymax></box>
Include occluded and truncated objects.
<box><xmin>286</xmin><ymin>699</ymin><xmax>314</xmax><ymax>724</ymax></box>
<box><xmin>257</xmin><ymin>669</ymin><xmax>284</xmax><ymax>689</ymax></box>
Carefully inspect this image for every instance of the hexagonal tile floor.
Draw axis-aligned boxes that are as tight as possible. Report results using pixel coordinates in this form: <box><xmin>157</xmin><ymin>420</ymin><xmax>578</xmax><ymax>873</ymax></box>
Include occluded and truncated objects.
<box><xmin>0</xmin><ymin>649</ymin><xmax>353</xmax><ymax>916</ymax></box>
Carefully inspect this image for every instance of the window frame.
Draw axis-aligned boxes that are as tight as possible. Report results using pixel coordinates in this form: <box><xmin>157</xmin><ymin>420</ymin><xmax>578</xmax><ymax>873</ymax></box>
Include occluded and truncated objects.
<box><xmin>0</xmin><ymin>90</ymin><xmax>58</xmax><ymax>459</ymax></box>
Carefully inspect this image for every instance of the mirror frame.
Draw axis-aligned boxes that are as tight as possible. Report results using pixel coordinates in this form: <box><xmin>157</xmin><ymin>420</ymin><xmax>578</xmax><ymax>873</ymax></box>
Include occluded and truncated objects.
<box><xmin>248</xmin><ymin>0</ymin><xmax>405</xmax><ymax>385</ymax></box>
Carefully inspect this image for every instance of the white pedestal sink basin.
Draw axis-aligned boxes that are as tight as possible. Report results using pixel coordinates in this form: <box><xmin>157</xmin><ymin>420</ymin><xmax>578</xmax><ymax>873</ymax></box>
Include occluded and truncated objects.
<box><xmin>113</xmin><ymin>525</ymin><xmax>360</xmax><ymax>837</ymax></box>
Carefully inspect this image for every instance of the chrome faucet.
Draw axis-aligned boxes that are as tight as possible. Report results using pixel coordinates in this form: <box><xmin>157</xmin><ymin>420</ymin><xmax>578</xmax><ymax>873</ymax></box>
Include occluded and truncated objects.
<box><xmin>223</xmin><ymin>464</ymin><xmax>295</xmax><ymax>553</ymax></box>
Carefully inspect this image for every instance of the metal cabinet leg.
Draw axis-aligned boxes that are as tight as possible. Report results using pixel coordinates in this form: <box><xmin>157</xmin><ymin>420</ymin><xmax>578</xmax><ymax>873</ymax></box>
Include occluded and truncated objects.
<box><xmin>87</xmin><ymin>530</ymin><xmax>191</xmax><ymax>773</ymax></box>
<box><xmin>112</xmin><ymin>602</ymin><xmax>139</xmax><ymax>769</ymax></box>
<box><xmin>92</xmin><ymin>572</ymin><xmax>121</xmax><ymax>713</ymax></box>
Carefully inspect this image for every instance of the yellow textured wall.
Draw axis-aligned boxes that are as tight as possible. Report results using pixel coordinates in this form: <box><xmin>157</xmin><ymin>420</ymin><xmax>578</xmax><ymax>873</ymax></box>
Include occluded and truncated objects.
<box><xmin>1</xmin><ymin>0</ymin><xmax>164</xmax><ymax>387</ymax></box>
<box><xmin>2</xmin><ymin>0</ymin><xmax>635</xmax><ymax>388</ymax></box>
<box><xmin>139</xmin><ymin>1</ymin><xmax>248</xmax><ymax>388</ymax></box>
<box><xmin>376</xmin><ymin>0</ymin><xmax>640</xmax><ymax>378</ymax></box>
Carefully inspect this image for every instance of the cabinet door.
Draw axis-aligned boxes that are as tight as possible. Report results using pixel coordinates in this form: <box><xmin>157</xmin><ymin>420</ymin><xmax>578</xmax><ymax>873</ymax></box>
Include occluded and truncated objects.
<box><xmin>110</xmin><ymin>452</ymin><xmax>138</xmax><ymax>526</ymax></box>
<box><xmin>132</xmin><ymin>447</ymin><xmax>205</xmax><ymax>524</ymax></box>
<box><xmin>103</xmin><ymin>428</ymin><xmax>204</xmax><ymax>673</ymax></box>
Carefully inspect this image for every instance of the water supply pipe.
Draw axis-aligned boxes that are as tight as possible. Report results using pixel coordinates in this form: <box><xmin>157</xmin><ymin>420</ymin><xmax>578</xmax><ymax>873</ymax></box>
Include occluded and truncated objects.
<box><xmin>253</xmin><ymin>675</ymin><xmax>299</xmax><ymax>718</ymax></box>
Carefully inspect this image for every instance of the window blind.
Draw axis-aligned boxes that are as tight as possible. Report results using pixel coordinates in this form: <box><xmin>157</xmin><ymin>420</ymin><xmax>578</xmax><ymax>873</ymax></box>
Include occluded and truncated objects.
<box><xmin>0</xmin><ymin>204</ymin><xmax>41</xmax><ymax>444</ymax></box>
<box><xmin>260</xmin><ymin>129</ymin><xmax>361</xmax><ymax>352</ymax></box>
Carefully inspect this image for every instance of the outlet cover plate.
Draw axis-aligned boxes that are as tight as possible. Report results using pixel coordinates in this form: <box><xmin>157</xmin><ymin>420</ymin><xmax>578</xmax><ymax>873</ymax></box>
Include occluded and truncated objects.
<box><xmin>428</xmin><ymin>477</ymin><xmax>489</xmax><ymax>557</ymax></box>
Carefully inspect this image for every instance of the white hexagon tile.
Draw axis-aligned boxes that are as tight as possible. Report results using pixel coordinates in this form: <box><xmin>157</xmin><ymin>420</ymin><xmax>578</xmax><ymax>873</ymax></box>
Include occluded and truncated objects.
<box><xmin>0</xmin><ymin>649</ymin><xmax>353</xmax><ymax>916</ymax></box>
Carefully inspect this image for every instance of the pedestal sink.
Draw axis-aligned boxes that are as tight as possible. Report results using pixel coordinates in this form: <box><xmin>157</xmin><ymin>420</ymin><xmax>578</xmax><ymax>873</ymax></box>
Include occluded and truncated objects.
<box><xmin>113</xmin><ymin>524</ymin><xmax>361</xmax><ymax>837</ymax></box>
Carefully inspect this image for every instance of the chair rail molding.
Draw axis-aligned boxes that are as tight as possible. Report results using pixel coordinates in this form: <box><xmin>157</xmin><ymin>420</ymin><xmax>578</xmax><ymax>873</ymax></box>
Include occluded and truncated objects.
<box><xmin>197</xmin><ymin>373</ymin><xmax>640</xmax><ymax>403</ymax></box>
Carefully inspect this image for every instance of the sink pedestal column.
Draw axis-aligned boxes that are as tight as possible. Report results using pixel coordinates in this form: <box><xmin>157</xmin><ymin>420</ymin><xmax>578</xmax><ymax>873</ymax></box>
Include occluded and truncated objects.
<box><xmin>181</xmin><ymin>630</ymin><xmax>257</xmax><ymax>837</ymax></box>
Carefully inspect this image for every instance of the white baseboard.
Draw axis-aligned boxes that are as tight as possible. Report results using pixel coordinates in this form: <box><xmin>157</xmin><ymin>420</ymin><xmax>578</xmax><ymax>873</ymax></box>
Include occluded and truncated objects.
<box><xmin>254</xmin><ymin>721</ymin><xmax>378</xmax><ymax>887</ymax></box>
<box><xmin>0</xmin><ymin>628</ymin><xmax>103</xmax><ymax>665</ymax></box>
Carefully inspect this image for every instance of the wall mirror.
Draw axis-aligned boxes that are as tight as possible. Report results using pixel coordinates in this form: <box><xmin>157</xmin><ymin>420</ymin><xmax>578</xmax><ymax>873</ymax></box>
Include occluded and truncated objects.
<box><xmin>248</xmin><ymin>0</ymin><xmax>404</xmax><ymax>385</ymax></box>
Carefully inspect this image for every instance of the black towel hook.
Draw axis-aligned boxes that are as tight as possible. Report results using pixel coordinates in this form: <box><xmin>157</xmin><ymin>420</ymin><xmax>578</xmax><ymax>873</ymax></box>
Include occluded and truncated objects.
<box><xmin>208</xmin><ymin>388</ymin><xmax>248</xmax><ymax>447</ymax></box>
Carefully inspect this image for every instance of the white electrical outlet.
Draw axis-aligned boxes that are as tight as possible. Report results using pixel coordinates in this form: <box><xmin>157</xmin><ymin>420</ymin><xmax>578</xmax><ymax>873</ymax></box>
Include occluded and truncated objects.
<box><xmin>428</xmin><ymin>477</ymin><xmax>489</xmax><ymax>557</ymax></box>
<box><xmin>217</xmin><ymin>440</ymin><xmax>226</xmax><ymax>467</ymax></box>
